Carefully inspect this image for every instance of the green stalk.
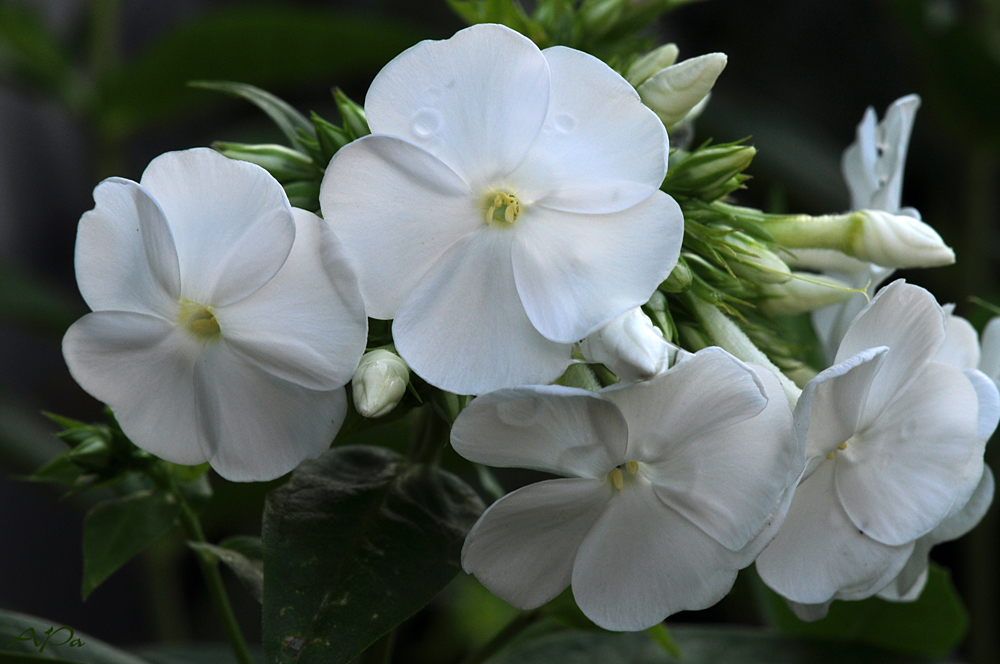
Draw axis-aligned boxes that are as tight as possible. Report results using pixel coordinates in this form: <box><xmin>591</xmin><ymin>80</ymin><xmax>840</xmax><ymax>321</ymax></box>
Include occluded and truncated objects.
<box><xmin>459</xmin><ymin>610</ymin><xmax>541</xmax><ymax>664</ymax></box>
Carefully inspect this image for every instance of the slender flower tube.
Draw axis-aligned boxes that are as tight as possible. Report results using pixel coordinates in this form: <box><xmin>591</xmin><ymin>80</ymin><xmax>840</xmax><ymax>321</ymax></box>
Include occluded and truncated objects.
<box><xmin>454</xmin><ymin>348</ymin><xmax>799</xmax><ymax>631</ymax></box>
<box><xmin>756</xmin><ymin>281</ymin><xmax>996</xmax><ymax>618</ymax></box>
<box><xmin>63</xmin><ymin>148</ymin><xmax>368</xmax><ymax>481</ymax></box>
<box><xmin>322</xmin><ymin>24</ymin><xmax>683</xmax><ymax>395</ymax></box>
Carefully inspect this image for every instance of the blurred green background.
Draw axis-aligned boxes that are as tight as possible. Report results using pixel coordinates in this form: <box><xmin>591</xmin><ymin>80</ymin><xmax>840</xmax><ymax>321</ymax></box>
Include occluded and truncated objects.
<box><xmin>0</xmin><ymin>0</ymin><xmax>997</xmax><ymax>662</ymax></box>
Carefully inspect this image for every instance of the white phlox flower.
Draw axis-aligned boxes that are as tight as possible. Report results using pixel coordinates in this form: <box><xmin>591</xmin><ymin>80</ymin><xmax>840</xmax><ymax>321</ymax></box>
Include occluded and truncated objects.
<box><xmin>578</xmin><ymin>307</ymin><xmax>676</xmax><ymax>381</ymax></box>
<box><xmin>321</xmin><ymin>23</ymin><xmax>683</xmax><ymax>395</ymax></box>
<box><xmin>756</xmin><ymin>281</ymin><xmax>996</xmax><ymax>619</ymax></box>
<box><xmin>804</xmin><ymin>94</ymin><xmax>929</xmax><ymax>361</ymax></box>
<box><xmin>453</xmin><ymin>348</ymin><xmax>800</xmax><ymax>631</ymax></box>
<box><xmin>876</xmin><ymin>308</ymin><xmax>999</xmax><ymax>602</ymax></box>
<box><xmin>63</xmin><ymin>148</ymin><xmax>368</xmax><ymax>481</ymax></box>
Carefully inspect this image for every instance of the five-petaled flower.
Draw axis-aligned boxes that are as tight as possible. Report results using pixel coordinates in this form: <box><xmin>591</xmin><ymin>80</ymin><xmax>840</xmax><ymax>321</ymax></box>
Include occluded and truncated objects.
<box><xmin>63</xmin><ymin>148</ymin><xmax>368</xmax><ymax>481</ymax></box>
<box><xmin>454</xmin><ymin>348</ymin><xmax>799</xmax><ymax>631</ymax></box>
<box><xmin>321</xmin><ymin>23</ymin><xmax>683</xmax><ymax>395</ymax></box>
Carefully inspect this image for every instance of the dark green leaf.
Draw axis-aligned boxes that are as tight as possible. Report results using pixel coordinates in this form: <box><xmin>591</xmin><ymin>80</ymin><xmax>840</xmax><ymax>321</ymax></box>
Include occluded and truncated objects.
<box><xmin>189</xmin><ymin>81</ymin><xmax>313</xmax><ymax>151</ymax></box>
<box><xmin>756</xmin><ymin>565</ymin><xmax>967</xmax><ymax>658</ymax></box>
<box><xmin>484</xmin><ymin>626</ymin><xmax>960</xmax><ymax>663</ymax></box>
<box><xmin>19</xmin><ymin>453</ymin><xmax>85</xmax><ymax>487</ymax></box>
<box><xmin>81</xmin><ymin>490</ymin><xmax>181</xmax><ymax>598</ymax></box>
<box><xmin>0</xmin><ymin>608</ymin><xmax>151</xmax><ymax>663</ymax></box>
<box><xmin>98</xmin><ymin>7</ymin><xmax>425</xmax><ymax>136</ymax></box>
<box><xmin>262</xmin><ymin>445</ymin><xmax>484</xmax><ymax>663</ymax></box>
<box><xmin>189</xmin><ymin>536</ymin><xmax>264</xmax><ymax>604</ymax></box>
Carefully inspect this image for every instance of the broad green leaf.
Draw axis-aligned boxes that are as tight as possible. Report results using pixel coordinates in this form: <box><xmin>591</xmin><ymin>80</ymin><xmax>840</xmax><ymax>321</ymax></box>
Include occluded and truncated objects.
<box><xmin>97</xmin><ymin>7</ymin><xmax>425</xmax><ymax>136</ymax></box>
<box><xmin>0</xmin><ymin>608</ymin><xmax>151</xmax><ymax>663</ymax></box>
<box><xmin>485</xmin><ymin>627</ymin><xmax>961</xmax><ymax>663</ymax></box>
<box><xmin>189</xmin><ymin>536</ymin><xmax>264</xmax><ymax>604</ymax></box>
<box><xmin>81</xmin><ymin>490</ymin><xmax>181</xmax><ymax>598</ymax></box>
<box><xmin>0</xmin><ymin>3</ymin><xmax>69</xmax><ymax>95</ymax></box>
<box><xmin>757</xmin><ymin>565</ymin><xmax>968</xmax><ymax>658</ymax></box>
<box><xmin>262</xmin><ymin>444</ymin><xmax>484</xmax><ymax>664</ymax></box>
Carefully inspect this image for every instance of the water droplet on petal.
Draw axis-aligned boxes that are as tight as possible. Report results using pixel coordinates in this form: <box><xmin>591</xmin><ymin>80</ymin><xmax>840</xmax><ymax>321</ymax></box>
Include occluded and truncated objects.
<box><xmin>553</xmin><ymin>113</ymin><xmax>576</xmax><ymax>134</ymax></box>
<box><xmin>411</xmin><ymin>109</ymin><xmax>442</xmax><ymax>138</ymax></box>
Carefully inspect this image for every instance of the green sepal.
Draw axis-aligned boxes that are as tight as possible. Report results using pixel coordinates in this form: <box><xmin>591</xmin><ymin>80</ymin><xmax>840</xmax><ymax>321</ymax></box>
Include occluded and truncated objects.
<box><xmin>189</xmin><ymin>80</ymin><xmax>315</xmax><ymax>151</ymax></box>
<box><xmin>212</xmin><ymin>142</ymin><xmax>319</xmax><ymax>182</ymax></box>
<box><xmin>333</xmin><ymin>88</ymin><xmax>370</xmax><ymax>140</ymax></box>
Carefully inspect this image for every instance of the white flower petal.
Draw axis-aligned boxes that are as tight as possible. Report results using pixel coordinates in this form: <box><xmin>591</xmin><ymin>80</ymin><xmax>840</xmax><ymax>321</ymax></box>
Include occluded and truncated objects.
<box><xmin>320</xmin><ymin>135</ymin><xmax>477</xmax><ymax>319</ymax></box>
<box><xmin>602</xmin><ymin>347</ymin><xmax>767</xmax><ymax>461</ymax></box>
<box><xmin>841</xmin><ymin>107</ymin><xmax>879</xmax><ymax>211</ymax></box>
<box><xmin>193</xmin><ymin>343</ymin><xmax>346</xmax><ymax>481</ymax></box>
<box><xmin>788</xmin><ymin>601</ymin><xmax>835</xmax><ymax>622</ymax></box>
<box><xmin>578</xmin><ymin>308</ymin><xmax>674</xmax><ymax>381</ymax></box>
<box><xmin>934</xmin><ymin>313</ymin><xmax>980</xmax><ymax>370</ymax></box>
<box><xmin>364</xmin><ymin>23</ymin><xmax>550</xmax><ymax>187</ymax></box>
<box><xmin>572</xmin><ymin>479</ymin><xmax>743</xmax><ymax>630</ymax></box>
<box><xmin>62</xmin><ymin>311</ymin><xmax>204</xmax><ymax>465</ymax></box>
<box><xmin>462</xmin><ymin>478</ymin><xmax>611</xmax><ymax>610</ymax></box>
<box><xmin>870</xmin><ymin>95</ymin><xmax>921</xmax><ymax>214</ymax></box>
<box><xmin>511</xmin><ymin>191</ymin><xmax>683</xmax><ymax>343</ymax></box>
<box><xmin>979</xmin><ymin>317</ymin><xmax>1000</xmax><ymax>381</ymax></box>
<box><xmin>836</xmin><ymin>361</ymin><xmax>981</xmax><ymax>546</ymax></box>
<box><xmin>393</xmin><ymin>230</ymin><xmax>571</xmax><ymax>394</ymax></box>
<box><xmin>215</xmin><ymin>209</ymin><xmax>367</xmax><ymax>391</ymax></box>
<box><xmin>795</xmin><ymin>346</ymin><xmax>888</xmax><ymax>460</ymax></box>
<box><xmin>75</xmin><ymin>177</ymin><xmax>180</xmax><ymax>317</ymax></box>
<box><xmin>507</xmin><ymin>46</ymin><xmax>667</xmax><ymax>214</ymax></box>
<box><xmin>966</xmin><ymin>368</ymin><xmax>1000</xmax><ymax>439</ymax></box>
<box><xmin>139</xmin><ymin>148</ymin><xmax>295</xmax><ymax>307</ymax></box>
<box><xmin>835</xmin><ymin>281</ymin><xmax>946</xmax><ymax>424</ymax></box>
<box><xmin>756</xmin><ymin>462</ymin><xmax>913</xmax><ymax>605</ymax></box>
<box><xmin>643</xmin><ymin>362</ymin><xmax>798</xmax><ymax>551</ymax></box>
<box><xmin>451</xmin><ymin>385</ymin><xmax>628</xmax><ymax>478</ymax></box>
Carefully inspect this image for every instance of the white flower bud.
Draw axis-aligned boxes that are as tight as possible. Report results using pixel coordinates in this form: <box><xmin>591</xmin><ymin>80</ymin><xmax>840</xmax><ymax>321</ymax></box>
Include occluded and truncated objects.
<box><xmin>766</xmin><ymin>209</ymin><xmax>955</xmax><ymax>269</ymax></box>
<box><xmin>352</xmin><ymin>349</ymin><xmax>409</xmax><ymax>418</ymax></box>
<box><xmin>579</xmin><ymin>308</ymin><xmax>676</xmax><ymax>381</ymax></box>
<box><xmin>637</xmin><ymin>53</ymin><xmax>727</xmax><ymax>128</ymax></box>
<box><xmin>759</xmin><ymin>273</ymin><xmax>856</xmax><ymax>316</ymax></box>
<box><xmin>625</xmin><ymin>43</ymin><xmax>680</xmax><ymax>87</ymax></box>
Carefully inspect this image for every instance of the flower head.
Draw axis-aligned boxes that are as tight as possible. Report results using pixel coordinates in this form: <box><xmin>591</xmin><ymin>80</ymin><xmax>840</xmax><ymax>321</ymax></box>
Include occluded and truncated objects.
<box><xmin>756</xmin><ymin>281</ymin><xmax>995</xmax><ymax>616</ymax></box>
<box><xmin>453</xmin><ymin>348</ymin><xmax>798</xmax><ymax>631</ymax></box>
<box><xmin>63</xmin><ymin>148</ymin><xmax>368</xmax><ymax>481</ymax></box>
<box><xmin>321</xmin><ymin>24</ymin><xmax>683</xmax><ymax>395</ymax></box>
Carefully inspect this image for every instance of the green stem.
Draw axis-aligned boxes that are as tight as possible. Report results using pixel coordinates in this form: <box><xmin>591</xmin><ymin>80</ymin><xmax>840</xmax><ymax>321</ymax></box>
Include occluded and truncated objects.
<box><xmin>177</xmin><ymin>498</ymin><xmax>257</xmax><ymax>664</ymax></box>
<box><xmin>647</xmin><ymin>622</ymin><xmax>681</xmax><ymax>659</ymax></box>
<box><xmin>460</xmin><ymin>610</ymin><xmax>540</xmax><ymax>664</ymax></box>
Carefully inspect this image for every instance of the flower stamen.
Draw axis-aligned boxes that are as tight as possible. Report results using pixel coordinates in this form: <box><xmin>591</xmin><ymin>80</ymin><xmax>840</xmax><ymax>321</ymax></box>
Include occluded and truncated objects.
<box><xmin>610</xmin><ymin>467</ymin><xmax>624</xmax><ymax>491</ymax></box>
<box><xmin>178</xmin><ymin>300</ymin><xmax>221</xmax><ymax>341</ymax></box>
<box><xmin>483</xmin><ymin>191</ymin><xmax>521</xmax><ymax>226</ymax></box>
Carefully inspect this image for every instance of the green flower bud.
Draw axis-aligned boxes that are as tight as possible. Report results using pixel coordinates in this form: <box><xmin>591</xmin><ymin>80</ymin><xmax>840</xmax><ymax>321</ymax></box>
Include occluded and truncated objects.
<box><xmin>626</xmin><ymin>43</ymin><xmax>680</xmax><ymax>87</ymax></box>
<box><xmin>723</xmin><ymin>231</ymin><xmax>791</xmax><ymax>284</ymax></box>
<box><xmin>660</xmin><ymin>257</ymin><xmax>693</xmax><ymax>292</ymax></box>
<box><xmin>68</xmin><ymin>436</ymin><xmax>112</xmax><ymax>471</ymax></box>
<box><xmin>662</xmin><ymin>144</ymin><xmax>756</xmax><ymax>197</ymax></box>
<box><xmin>758</xmin><ymin>273</ymin><xmax>857</xmax><ymax>316</ymax></box>
<box><xmin>638</xmin><ymin>53</ymin><xmax>727</xmax><ymax>128</ymax></box>
<box><xmin>352</xmin><ymin>349</ymin><xmax>410</xmax><ymax>418</ymax></box>
<box><xmin>213</xmin><ymin>142</ymin><xmax>317</xmax><ymax>183</ymax></box>
<box><xmin>334</xmin><ymin>88</ymin><xmax>370</xmax><ymax>140</ymax></box>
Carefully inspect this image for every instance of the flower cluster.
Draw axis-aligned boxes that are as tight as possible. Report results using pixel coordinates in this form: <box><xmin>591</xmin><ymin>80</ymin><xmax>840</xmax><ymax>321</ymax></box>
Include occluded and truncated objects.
<box><xmin>61</xmin><ymin>21</ymin><xmax>994</xmax><ymax>635</ymax></box>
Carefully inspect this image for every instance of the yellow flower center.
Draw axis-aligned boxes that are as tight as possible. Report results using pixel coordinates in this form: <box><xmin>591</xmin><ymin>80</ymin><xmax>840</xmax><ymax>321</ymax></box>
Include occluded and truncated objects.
<box><xmin>609</xmin><ymin>461</ymin><xmax>641</xmax><ymax>491</ymax></box>
<box><xmin>482</xmin><ymin>191</ymin><xmax>521</xmax><ymax>226</ymax></box>
<box><xmin>177</xmin><ymin>300</ymin><xmax>220</xmax><ymax>341</ymax></box>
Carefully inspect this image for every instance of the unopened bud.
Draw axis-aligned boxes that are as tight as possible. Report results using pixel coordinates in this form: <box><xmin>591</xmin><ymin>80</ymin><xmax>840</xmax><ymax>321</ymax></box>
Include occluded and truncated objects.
<box><xmin>626</xmin><ymin>43</ymin><xmax>680</xmax><ymax>87</ymax></box>
<box><xmin>724</xmin><ymin>232</ymin><xmax>791</xmax><ymax>284</ymax></box>
<box><xmin>352</xmin><ymin>349</ymin><xmax>409</xmax><ymax>418</ymax></box>
<box><xmin>662</xmin><ymin>144</ymin><xmax>755</xmax><ymax>198</ymax></box>
<box><xmin>68</xmin><ymin>437</ymin><xmax>112</xmax><ymax>470</ymax></box>
<box><xmin>660</xmin><ymin>257</ymin><xmax>693</xmax><ymax>292</ymax></box>
<box><xmin>334</xmin><ymin>88</ymin><xmax>370</xmax><ymax>140</ymax></box>
<box><xmin>312</xmin><ymin>112</ymin><xmax>351</xmax><ymax>161</ymax></box>
<box><xmin>765</xmin><ymin>209</ymin><xmax>955</xmax><ymax>269</ymax></box>
<box><xmin>758</xmin><ymin>273</ymin><xmax>857</xmax><ymax>316</ymax></box>
<box><xmin>580</xmin><ymin>308</ymin><xmax>676</xmax><ymax>381</ymax></box>
<box><xmin>638</xmin><ymin>53</ymin><xmax>727</xmax><ymax>128</ymax></box>
<box><xmin>213</xmin><ymin>143</ymin><xmax>317</xmax><ymax>183</ymax></box>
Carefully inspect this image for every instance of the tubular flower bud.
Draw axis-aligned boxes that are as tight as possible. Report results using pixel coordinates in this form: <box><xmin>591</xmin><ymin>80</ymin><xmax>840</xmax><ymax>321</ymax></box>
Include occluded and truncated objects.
<box><xmin>759</xmin><ymin>273</ymin><xmax>856</xmax><ymax>317</ymax></box>
<box><xmin>352</xmin><ymin>349</ymin><xmax>410</xmax><ymax>418</ymax></box>
<box><xmin>724</xmin><ymin>231</ymin><xmax>792</xmax><ymax>284</ymax></box>
<box><xmin>764</xmin><ymin>209</ymin><xmax>954</xmax><ymax>269</ymax></box>
<box><xmin>626</xmin><ymin>43</ymin><xmax>680</xmax><ymax>87</ymax></box>
<box><xmin>579</xmin><ymin>308</ymin><xmax>676</xmax><ymax>381</ymax></box>
<box><xmin>213</xmin><ymin>142</ymin><xmax>317</xmax><ymax>183</ymax></box>
<box><xmin>662</xmin><ymin>144</ymin><xmax>756</xmax><ymax>195</ymax></box>
<box><xmin>637</xmin><ymin>53</ymin><xmax>727</xmax><ymax>128</ymax></box>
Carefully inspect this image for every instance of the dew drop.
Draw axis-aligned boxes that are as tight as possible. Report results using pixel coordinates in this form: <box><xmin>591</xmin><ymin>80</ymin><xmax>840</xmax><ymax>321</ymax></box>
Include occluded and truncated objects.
<box><xmin>411</xmin><ymin>109</ymin><xmax>442</xmax><ymax>138</ymax></box>
<box><xmin>553</xmin><ymin>113</ymin><xmax>576</xmax><ymax>134</ymax></box>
